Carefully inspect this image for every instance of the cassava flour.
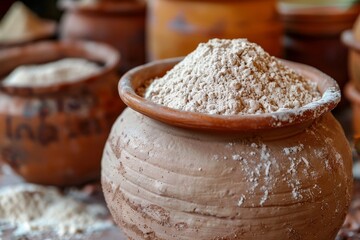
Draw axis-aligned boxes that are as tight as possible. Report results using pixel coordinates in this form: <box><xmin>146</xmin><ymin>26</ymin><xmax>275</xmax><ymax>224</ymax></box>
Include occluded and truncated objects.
<box><xmin>0</xmin><ymin>184</ymin><xmax>113</xmax><ymax>238</ymax></box>
<box><xmin>0</xmin><ymin>2</ymin><xmax>50</xmax><ymax>43</ymax></box>
<box><xmin>145</xmin><ymin>39</ymin><xmax>321</xmax><ymax>115</ymax></box>
<box><xmin>2</xmin><ymin>58</ymin><xmax>101</xmax><ymax>87</ymax></box>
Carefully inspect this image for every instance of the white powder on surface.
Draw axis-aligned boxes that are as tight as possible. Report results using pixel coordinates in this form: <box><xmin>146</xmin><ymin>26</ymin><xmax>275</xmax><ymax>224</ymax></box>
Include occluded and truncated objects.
<box><xmin>2</xmin><ymin>58</ymin><xmax>101</xmax><ymax>87</ymax></box>
<box><xmin>145</xmin><ymin>38</ymin><xmax>321</xmax><ymax>115</ymax></box>
<box><xmin>0</xmin><ymin>184</ymin><xmax>113</xmax><ymax>238</ymax></box>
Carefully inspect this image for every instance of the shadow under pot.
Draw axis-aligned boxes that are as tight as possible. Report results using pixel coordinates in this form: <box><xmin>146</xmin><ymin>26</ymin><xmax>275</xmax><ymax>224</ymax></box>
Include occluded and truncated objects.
<box><xmin>102</xmin><ymin>58</ymin><xmax>352</xmax><ymax>239</ymax></box>
<box><xmin>0</xmin><ymin>40</ymin><xmax>126</xmax><ymax>186</ymax></box>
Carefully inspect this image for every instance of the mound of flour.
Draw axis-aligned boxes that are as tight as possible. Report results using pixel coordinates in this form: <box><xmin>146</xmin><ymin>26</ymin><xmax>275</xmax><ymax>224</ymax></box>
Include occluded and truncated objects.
<box><xmin>145</xmin><ymin>39</ymin><xmax>321</xmax><ymax>115</ymax></box>
<box><xmin>2</xmin><ymin>58</ymin><xmax>101</xmax><ymax>87</ymax></box>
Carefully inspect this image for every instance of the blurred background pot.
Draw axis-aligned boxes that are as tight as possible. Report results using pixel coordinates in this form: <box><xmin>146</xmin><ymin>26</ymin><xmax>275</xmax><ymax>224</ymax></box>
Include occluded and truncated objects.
<box><xmin>345</xmin><ymin>83</ymin><xmax>360</xmax><ymax>136</ymax></box>
<box><xmin>278</xmin><ymin>4</ymin><xmax>360</xmax><ymax>94</ymax></box>
<box><xmin>59</xmin><ymin>0</ymin><xmax>146</xmax><ymax>74</ymax></box>
<box><xmin>0</xmin><ymin>40</ymin><xmax>125</xmax><ymax>186</ymax></box>
<box><xmin>102</xmin><ymin>58</ymin><xmax>352</xmax><ymax>239</ymax></box>
<box><xmin>147</xmin><ymin>0</ymin><xmax>283</xmax><ymax>61</ymax></box>
<box><xmin>343</xmin><ymin>25</ymin><xmax>360</xmax><ymax>91</ymax></box>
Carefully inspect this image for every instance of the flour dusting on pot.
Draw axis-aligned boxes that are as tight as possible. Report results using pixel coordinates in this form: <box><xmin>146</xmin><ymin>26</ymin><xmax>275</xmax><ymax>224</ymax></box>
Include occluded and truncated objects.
<box><xmin>2</xmin><ymin>58</ymin><xmax>101</xmax><ymax>87</ymax></box>
<box><xmin>145</xmin><ymin>39</ymin><xmax>321</xmax><ymax>115</ymax></box>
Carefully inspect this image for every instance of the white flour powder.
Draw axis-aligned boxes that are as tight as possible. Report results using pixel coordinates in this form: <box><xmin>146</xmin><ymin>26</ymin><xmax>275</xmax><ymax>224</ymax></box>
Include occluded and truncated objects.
<box><xmin>2</xmin><ymin>58</ymin><xmax>101</xmax><ymax>87</ymax></box>
<box><xmin>145</xmin><ymin>39</ymin><xmax>321</xmax><ymax>115</ymax></box>
<box><xmin>0</xmin><ymin>184</ymin><xmax>112</xmax><ymax>238</ymax></box>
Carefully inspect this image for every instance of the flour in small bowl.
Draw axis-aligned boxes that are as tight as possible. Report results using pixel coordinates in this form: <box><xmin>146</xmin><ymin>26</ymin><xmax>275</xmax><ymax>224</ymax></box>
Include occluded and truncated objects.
<box><xmin>2</xmin><ymin>58</ymin><xmax>101</xmax><ymax>87</ymax></box>
<box><xmin>145</xmin><ymin>39</ymin><xmax>321</xmax><ymax>115</ymax></box>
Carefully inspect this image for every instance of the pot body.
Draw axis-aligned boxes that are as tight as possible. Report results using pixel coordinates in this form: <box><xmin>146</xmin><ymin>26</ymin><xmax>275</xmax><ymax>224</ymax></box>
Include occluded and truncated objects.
<box><xmin>147</xmin><ymin>0</ymin><xmax>283</xmax><ymax>60</ymax></box>
<box><xmin>102</xmin><ymin>108</ymin><xmax>352</xmax><ymax>239</ymax></box>
<box><xmin>59</xmin><ymin>2</ymin><xmax>146</xmax><ymax>73</ymax></box>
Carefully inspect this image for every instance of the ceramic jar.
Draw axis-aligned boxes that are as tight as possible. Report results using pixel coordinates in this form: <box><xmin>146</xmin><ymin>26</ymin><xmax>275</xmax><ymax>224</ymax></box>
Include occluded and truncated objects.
<box><xmin>147</xmin><ymin>0</ymin><xmax>283</xmax><ymax>61</ymax></box>
<box><xmin>0</xmin><ymin>40</ymin><xmax>125</xmax><ymax>186</ymax></box>
<box><xmin>59</xmin><ymin>0</ymin><xmax>146</xmax><ymax>74</ymax></box>
<box><xmin>102</xmin><ymin>58</ymin><xmax>352</xmax><ymax>239</ymax></box>
<box><xmin>278</xmin><ymin>5</ymin><xmax>360</xmax><ymax>92</ymax></box>
<box><xmin>343</xmin><ymin>22</ymin><xmax>360</xmax><ymax>91</ymax></box>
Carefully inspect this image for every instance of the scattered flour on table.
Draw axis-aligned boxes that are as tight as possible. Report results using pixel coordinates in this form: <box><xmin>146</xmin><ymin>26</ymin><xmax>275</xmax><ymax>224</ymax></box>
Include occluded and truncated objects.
<box><xmin>2</xmin><ymin>58</ymin><xmax>101</xmax><ymax>87</ymax></box>
<box><xmin>145</xmin><ymin>38</ymin><xmax>321</xmax><ymax>115</ymax></box>
<box><xmin>0</xmin><ymin>184</ymin><xmax>113</xmax><ymax>238</ymax></box>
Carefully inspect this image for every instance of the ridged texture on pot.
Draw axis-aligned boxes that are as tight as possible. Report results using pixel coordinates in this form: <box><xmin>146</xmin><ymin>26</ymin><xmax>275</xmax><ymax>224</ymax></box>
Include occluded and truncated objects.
<box><xmin>102</xmin><ymin>108</ymin><xmax>352</xmax><ymax>240</ymax></box>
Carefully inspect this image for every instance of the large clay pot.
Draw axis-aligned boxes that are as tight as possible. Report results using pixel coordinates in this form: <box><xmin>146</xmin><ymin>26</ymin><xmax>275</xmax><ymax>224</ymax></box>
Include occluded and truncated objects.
<box><xmin>102</xmin><ymin>58</ymin><xmax>352</xmax><ymax>239</ymax></box>
<box><xmin>147</xmin><ymin>0</ymin><xmax>283</xmax><ymax>60</ymax></box>
<box><xmin>278</xmin><ymin>5</ymin><xmax>360</xmax><ymax>92</ymax></box>
<box><xmin>59</xmin><ymin>0</ymin><xmax>146</xmax><ymax>74</ymax></box>
<box><xmin>0</xmin><ymin>40</ymin><xmax>126</xmax><ymax>186</ymax></box>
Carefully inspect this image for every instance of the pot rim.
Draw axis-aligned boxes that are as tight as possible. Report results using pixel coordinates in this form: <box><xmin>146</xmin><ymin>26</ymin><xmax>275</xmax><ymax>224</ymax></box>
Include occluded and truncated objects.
<box><xmin>119</xmin><ymin>57</ymin><xmax>340</xmax><ymax>131</ymax></box>
<box><xmin>0</xmin><ymin>40</ymin><xmax>120</xmax><ymax>96</ymax></box>
<box><xmin>342</xmin><ymin>30</ymin><xmax>360</xmax><ymax>53</ymax></box>
<box><xmin>59</xmin><ymin>0</ymin><xmax>146</xmax><ymax>14</ymax></box>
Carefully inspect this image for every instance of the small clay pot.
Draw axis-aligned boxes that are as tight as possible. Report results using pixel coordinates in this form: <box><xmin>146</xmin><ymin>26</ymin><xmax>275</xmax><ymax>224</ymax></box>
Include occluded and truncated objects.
<box><xmin>0</xmin><ymin>40</ymin><xmax>126</xmax><ymax>186</ymax></box>
<box><xmin>102</xmin><ymin>58</ymin><xmax>352</xmax><ymax>239</ymax></box>
<box><xmin>59</xmin><ymin>0</ymin><xmax>146</xmax><ymax>74</ymax></box>
<box><xmin>345</xmin><ymin>83</ymin><xmax>360</xmax><ymax>135</ymax></box>
<box><xmin>147</xmin><ymin>0</ymin><xmax>283</xmax><ymax>61</ymax></box>
<box><xmin>279</xmin><ymin>5</ymin><xmax>360</xmax><ymax>93</ymax></box>
<box><xmin>342</xmin><ymin>30</ymin><xmax>360</xmax><ymax>92</ymax></box>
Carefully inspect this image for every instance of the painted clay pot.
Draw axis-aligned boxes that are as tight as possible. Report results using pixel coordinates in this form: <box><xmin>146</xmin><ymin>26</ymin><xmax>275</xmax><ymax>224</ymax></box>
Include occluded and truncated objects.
<box><xmin>0</xmin><ymin>40</ymin><xmax>126</xmax><ymax>186</ymax></box>
<box><xmin>278</xmin><ymin>5</ymin><xmax>360</xmax><ymax>93</ymax></box>
<box><xmin>147</xmin><ymin>0</ymin><xmax>283</xmax><ymax>61</ymax></box>
<box><xmin>102</xmin><ymin>58</ymin><xmax>352</xmax><ymax>239</ymax></box>
<box><xmin>59</xmin><ymin>0</ymin><xmax>146</xmax><ymax>74</ymax></box>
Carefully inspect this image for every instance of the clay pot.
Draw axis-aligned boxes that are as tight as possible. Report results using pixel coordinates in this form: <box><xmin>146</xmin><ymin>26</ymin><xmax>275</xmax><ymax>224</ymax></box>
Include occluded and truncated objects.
<box><xmin>59</xmin><ymin>0</ymin><xmax>146</xmax><ymax>74</ymax></box>
<box><xmin>147</xmin><ymin>0</ymin><xmax>283</xmax><ymax>61</ymax></box>
<box><xmin>342</xmin><ymin>29</ymin><xmax>360</xmax><ymax>92</ymax></box>
<box><xmin>345</xmin><ymin>83</ymin><xmax>360</xmax><ymax>135</ymax></box>
<box><xmin>102</xmin><ymin>58</ymin><xmax>352</xmax><ymax>239</ymax></box>
<box><xmin>278</xmin><ymin>5</ymin><xmax>360</xmax><ymax>92</ymax></box>
<box><xmin>0</xmin><ymin>40</ymin><xmax>126</xmax><ymax>186</ymax></box>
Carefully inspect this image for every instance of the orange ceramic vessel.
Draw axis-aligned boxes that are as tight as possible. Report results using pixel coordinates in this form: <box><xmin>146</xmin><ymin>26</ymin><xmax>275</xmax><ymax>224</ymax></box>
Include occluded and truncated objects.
<box><xmin>102</xmin><ymin>58</ymin><xmax>352</xmax><ymax>239</ymax></box>
<box><xmin>59</xmin><ymin>0</ymin><xmax>146</xmax><ymax>73</ymax></box>
<box><xmin>147</xmin><ymin>0</ymin><xmax>283</xmax><ymax>60</ymax></box>
<box><xmin>0</xmin><ymin>40</ymin><xmax>125</xmax><ymax>186</ymax></box>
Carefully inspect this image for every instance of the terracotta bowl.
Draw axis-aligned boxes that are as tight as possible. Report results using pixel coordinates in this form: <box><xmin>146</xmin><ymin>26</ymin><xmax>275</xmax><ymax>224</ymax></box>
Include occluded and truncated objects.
<box><xmin>0</xmin><ymin>40</ymin><xmax>126</xmax><ymax>186</ymax></box>
<box><xmin>342</xmin><ymin>30</ymin><xmax>360</xmax><ymax>91</ymax></box>
<box><xmin>102</xmin><ymin>58</ymin><xmax>352</xmax><ymax>239</ymax></box>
